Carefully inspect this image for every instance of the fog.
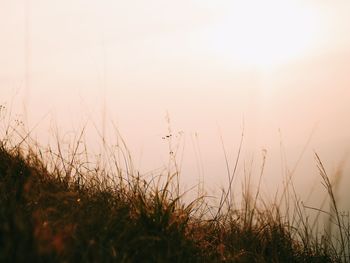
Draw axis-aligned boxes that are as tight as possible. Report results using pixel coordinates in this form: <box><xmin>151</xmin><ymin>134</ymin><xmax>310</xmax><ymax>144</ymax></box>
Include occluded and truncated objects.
<box><xmin>1</xmin><ymin>0</ymin><xmax>350</xmax><ymax>210</ymax></box>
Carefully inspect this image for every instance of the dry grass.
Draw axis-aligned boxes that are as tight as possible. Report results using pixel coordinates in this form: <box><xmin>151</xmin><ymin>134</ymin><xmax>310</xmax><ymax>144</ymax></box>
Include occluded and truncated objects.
<box><xmin>0</xmin><ymin>113</ymin><xmax>348</xmax><ymax>262</ymax></box>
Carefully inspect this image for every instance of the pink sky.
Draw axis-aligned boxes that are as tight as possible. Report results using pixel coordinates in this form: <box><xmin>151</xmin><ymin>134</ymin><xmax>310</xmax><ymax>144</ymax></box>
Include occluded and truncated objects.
<box><xmin>1</xmin><ymin>0</ymin><xmax>350</xmax><ymax>209</ymax></box>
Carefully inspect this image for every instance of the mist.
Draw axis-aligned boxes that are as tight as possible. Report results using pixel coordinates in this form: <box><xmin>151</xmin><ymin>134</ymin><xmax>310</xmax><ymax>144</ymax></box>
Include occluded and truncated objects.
<box><xmin>1</xmin><ymin>0</ymin><xmax>350</xmax><ymax>211</ymax></box>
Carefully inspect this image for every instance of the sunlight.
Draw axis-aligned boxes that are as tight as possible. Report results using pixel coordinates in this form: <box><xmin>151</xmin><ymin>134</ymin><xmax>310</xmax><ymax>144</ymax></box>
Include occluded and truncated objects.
<box><xmin>205</xmin><ymin>0</ymin><xmax>321</xmax><ymax>70</ymax></box>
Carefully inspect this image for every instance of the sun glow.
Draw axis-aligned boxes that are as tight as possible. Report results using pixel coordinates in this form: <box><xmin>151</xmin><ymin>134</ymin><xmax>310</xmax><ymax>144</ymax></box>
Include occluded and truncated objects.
<box><xmin>205</xmin><ymin>0</ymin><xmax>322</xmax><ymax>70</ymax></box>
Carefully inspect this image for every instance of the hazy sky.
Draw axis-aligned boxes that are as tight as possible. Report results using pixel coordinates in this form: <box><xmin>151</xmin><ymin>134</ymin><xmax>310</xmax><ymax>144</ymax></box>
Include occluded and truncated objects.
<box><xmin>1</xmin><ymin>0</ymin><xmax>350</xmax><ymax>208</ymax></box>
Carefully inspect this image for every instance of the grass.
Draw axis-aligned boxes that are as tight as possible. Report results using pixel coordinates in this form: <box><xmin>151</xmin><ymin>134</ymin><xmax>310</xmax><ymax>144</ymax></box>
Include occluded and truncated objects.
<box><xmin>0</xmin><ymin>115</ymin><xmax>349</xmax><ymax>262</ymax></box>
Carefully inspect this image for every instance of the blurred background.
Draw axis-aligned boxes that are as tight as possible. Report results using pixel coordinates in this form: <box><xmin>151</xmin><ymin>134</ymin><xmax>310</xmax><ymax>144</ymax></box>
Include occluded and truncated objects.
<box><xmin>1</xmin><ymin>0</ymin><xmax>350</xmax><ymax>210</ymax></box>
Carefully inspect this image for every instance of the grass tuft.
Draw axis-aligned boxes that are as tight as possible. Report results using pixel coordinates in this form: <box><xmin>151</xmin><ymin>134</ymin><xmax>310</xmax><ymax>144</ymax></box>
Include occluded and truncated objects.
<box><xmin>0</xmin><ymin>125</ymin><xmax>348</xmax><ymax>262</ymax></box>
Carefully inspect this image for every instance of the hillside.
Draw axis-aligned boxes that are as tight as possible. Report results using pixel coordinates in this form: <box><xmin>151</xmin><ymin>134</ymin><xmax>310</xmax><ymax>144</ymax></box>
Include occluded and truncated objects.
<box><xmin>0</xmin><ymin>137</ymin><xmax>347</xmax><ymax>262</ymax></box>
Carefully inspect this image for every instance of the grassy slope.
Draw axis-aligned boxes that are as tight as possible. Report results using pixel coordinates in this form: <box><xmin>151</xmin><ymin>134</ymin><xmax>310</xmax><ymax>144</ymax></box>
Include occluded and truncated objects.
<box><xmin>0</xmin><ymin>138</ymin><xmax>347</xmax><ymax>262</ymax></box>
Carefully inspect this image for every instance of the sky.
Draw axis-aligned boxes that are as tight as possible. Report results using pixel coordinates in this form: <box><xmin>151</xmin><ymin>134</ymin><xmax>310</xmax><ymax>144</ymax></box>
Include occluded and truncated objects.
<box><xmin>1</xmin><ymin>0</ymin><xmax>350</xmax><ymax>209</ymax></box>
